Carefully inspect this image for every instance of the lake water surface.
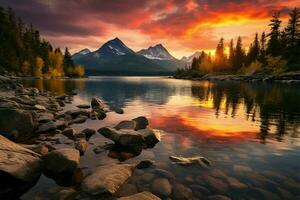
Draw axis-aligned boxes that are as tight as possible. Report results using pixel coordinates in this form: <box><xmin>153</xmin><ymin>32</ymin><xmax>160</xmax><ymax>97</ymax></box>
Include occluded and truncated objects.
<box><xmin>21</xmin><ymin>77</ymin><xmax>300</xmax><ymax>200</ymax></box>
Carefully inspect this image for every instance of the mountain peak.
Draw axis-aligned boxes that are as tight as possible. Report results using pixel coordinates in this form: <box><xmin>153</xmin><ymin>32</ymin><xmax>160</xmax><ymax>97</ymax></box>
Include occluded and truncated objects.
<box><xmin>137</xmin><ymin>44</ymin><xmax>175</xmax><ymax>60</ymax></box>
<box><xmin>94</xmin><ymin>37</ymin><xmax>135</xmax><ymax>57</ymax></box>
<box><xmin>72</xmin><ymin>48</ymin><xmax>91</xmax><ymax>59</ymax></box>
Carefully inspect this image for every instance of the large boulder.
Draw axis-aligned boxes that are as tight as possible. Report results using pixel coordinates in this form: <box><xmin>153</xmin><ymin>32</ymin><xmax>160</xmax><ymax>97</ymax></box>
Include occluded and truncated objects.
<box><xmin>118</xmin><ymin>191</ymin><xmax>161</xmax><ymax>200</ymax></box>
<box><xmin>0</xmin><ymin>135</ymin><xmax>41</xmax><ymax>199</ymax></box>
<box><xmin>0</xmin><ymin>108</ymin><xmax>35</xmax><ymax>141</ymax></box>
<box><xmin>42</xmin><ymin>148</ymin><xmax>80</xmax><ymax>186</ymax></box>
<box><xmin>82</xmin><ymin>164</ymin><xmax>136</xmax><ymax>195</ymax></box>
<box><xmin>98</xmin><ymin>127</ymin><xmax>144</xmax><ymax>151</ymax></box>
<box><xmin>115</xmin><ymin>120</ymin><xmax>137</xmax><ymax>130</ymax></box>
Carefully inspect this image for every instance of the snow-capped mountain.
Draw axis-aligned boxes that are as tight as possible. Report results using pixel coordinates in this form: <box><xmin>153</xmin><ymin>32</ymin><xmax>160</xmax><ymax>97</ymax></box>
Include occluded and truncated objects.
<box><xmin>93</xmin><ymin>37</ymin><xmax>135</xmax><ymax>58</ymax></box>
<box><xmin>181</xmin><ymin>51</ymin><xmax>202</xmax><ymax>63</ymax></box>
<box><xmin>72</xmin><ymin>37</ymin><xmax>185</xmax><ymax>75</ymax></box>
<box><xmin>137</xmin><ymin>44</ymin><xmax>176</xmax><ymax>60</ymax></box>
<box><xmin>72</xmin><ymin>48</ymin><xmax>91</xmax><ymax>59</ymax></box>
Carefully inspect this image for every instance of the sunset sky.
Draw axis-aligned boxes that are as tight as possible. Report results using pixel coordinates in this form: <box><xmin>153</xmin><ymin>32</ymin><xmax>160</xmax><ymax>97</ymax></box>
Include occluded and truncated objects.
<box><xmin>1</xmin><ymin>0</ymin><xmax>299</xmax><ymax>58</ymax></box>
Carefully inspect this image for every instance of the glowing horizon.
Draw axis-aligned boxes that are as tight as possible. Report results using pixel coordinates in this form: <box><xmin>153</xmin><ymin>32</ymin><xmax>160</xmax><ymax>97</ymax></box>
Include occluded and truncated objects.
<box><xmin>1</xmin><ymin>0</ymin><xmax>297</xmax><ymax>59</ymax></box>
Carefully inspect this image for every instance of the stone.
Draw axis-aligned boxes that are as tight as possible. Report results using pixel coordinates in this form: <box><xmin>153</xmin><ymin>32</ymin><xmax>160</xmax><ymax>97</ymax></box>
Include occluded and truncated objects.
<box><xmin>0</xmin><ymin>108</ymin><xmax>34</xmax><ymax>141</ymax></box>
<box><xmin>80</xmin><ymin>128</ymin><xmax>96</xmax><ymax>140</ymax></box>
<box><xmin>0</xmin><ymin>135</ymin><xmax>41</xmax><ymax>199</ymax></box>
<box><xmin>66</xmin><ymin>109</ymin><xmax>90</xmax><ymax>118</ymax></box>
<box><xmin>173</xmin><ymin>183</ymin><xmax>192</xmax><ymax>200</ymax></box>
<box><xmin>151</xmin><ymin>178</ymin><xmax>172</xmax><ymax>197</ymax></box>
<box><xmin>37</xmin><ymin>113</ymin><xmax>54</xmax><ymax>123</ymax></box>
<box><xmin>207</xmin><ymin>195</ymin><xmax>232</xmax><ymax>200</ymax></box>
<box><xmin>71</xmin><ymin>115</ymin><xmax>88</xmax><ymax>124</ymax></box>
<box><xmin>203</xmin><ymin>175</ymin><xmax>229</xmax><ymax>193</ymax></box>
<box><xmin>110</xmin><ymin>105</ymin><xmax>124</xmax><ymax>114</ymax></box>
<box><xmin>233</xmin><ymin>165</ymin><xmax>252</xmax><ymax>172</ymax></box>
<box><xmin>74</xmin><ymin>139</ymin><xmax>88</xmax><ymax>155</ymax></box>
<box><xmin>132</xmin><ymin>116</ymin><xmax>149</xmax><ymax>130</ymax></box>
<box><xmin>136</xmin><ymin>160</ymin><xmax>154</xmax><ymax>169</ymax></box>
<box><xmin>169</xmin><ymin>155</ymin><xmax>211</xmax><ymax>167</ymax></box>
<box><xmin>138</xmin><ymin>129</ymin><xmax>161</xmax><ymax>147</ymax></box>
<box><xmin>23</xmin><ymin>144</ymin><xmax>49</xmax><ymax>156</ymax></box>
<box><xmin>115</xmin><ymin>184</ymin><xmax>138</xmax><ymax>197</ymax></box>
<box><xmin>115</xmin><ymin>120</ymin><xmax>137</xmax><ymax>130</ymax></box>
<box><xmin>42</xmin><ymin>148</ymin><xmax>80</xmax><ymax>186</ymax></box>
<box><xmin>91</xmin><ymin>96</ymin><xmax>106</xmax><ymax>111</ymax></box>
<box><xmin>81</xmin><ymin>164</ymin><xmax>136</xmax><ymax>195</ymax></box>
<box><xmin>34</xmin><ymin>104</ymin><xmax>46</xmax><ymax>111</ymax></box>
<box><xmin>98</xmin><ymin>127</ymin><xmax>144</xmax><ymax>151</ymax></box>
<box><xmin>52</xmin><ymin>188</ymin><xmax>77</xmax><ymax>200</ymax></box>
<box><xmin>153</xmin><ymin>169</ymin><xmax>174</xmax><ymax>180</ymax></box>
<box><xmin>36</xmin><ymin>121</ymin><xmax>57</xmax><ymax>133</ymax></box>
<box><xmin>61</xmin><ymin>128</ymin><xmax>76</xmax><ymax>140</ymax></box>
<box><xmin>77</xmin><ymin>104</ymin><xmax>90</xmax><ymax>109</ymax></box>
<box><xmin>118</xmin><ymin>191</ymin><xmax>161</xmax><ymax>200</ymax></box>
<box><xmin>226</xmin><ymin>177</ymin><xmax>247</xmax><ymax>189</ymax></box>
<box><xmin>54</xmin><ymin>120</ymin><xmax>68</xmax><ymax>130</ymax></box>
<box><xmin>96</xmin><ymin>110</ymin><xmax>107</xmax><ymax>120</ymax></box>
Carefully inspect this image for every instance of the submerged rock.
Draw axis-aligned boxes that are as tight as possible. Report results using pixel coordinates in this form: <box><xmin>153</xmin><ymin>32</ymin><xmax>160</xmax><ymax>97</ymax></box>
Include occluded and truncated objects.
<box><xmin>80</xmin><ymin>128</ymin><xmax>96</xmax><ymax>140</ymax></box>
<box><xmin>0</xmin><ymin>135</ymin><xmax>41</xmax><ymax>199</ymax></box>
<box><xmin>118</xmin><ymin>191</ymin><xmax>161</xmax><ymax>200</ymax></box>
<box><xmin>81</xmin><ymin>164</ymin><xmax>136</xmax><ymax>195</ymax></box>
<box><xmin>151</xmin><ymin>178</ymin><xmax>172</xmax><ymax>197</ymax></box>
<box><xmin>207</xmin><ymin>195</ymin><xmax>232</xmax><ymax>200</ymax></box>
<box><xmin>169</xmin><ymin>155</ymin><xmax>211</xmax><ymax>167</ymax></box>
<box><xmin>42</xmin><ymin>148</ymin><xmax>80</xmax><ymax>186</ymax></box>
<box><xmin>173</xmin><ymin>183</ymin><xmax>193</xmax><ymax>200</ymax></box>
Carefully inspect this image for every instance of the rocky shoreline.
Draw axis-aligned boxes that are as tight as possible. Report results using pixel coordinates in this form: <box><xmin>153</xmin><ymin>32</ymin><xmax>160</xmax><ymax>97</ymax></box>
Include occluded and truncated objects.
<box><xmin>174</xmin><ymin>71</ymin><xmax>300</xmax><ymax>83</ymax></box>
<box><xmin>0</xmin><ymin>75</ymin><xmax>221</xmax><ymax>200</ymax></box>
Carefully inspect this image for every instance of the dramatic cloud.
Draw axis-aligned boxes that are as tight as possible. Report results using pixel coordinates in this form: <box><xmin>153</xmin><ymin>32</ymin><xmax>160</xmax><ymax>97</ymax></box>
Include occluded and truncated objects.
<box><xmin>0</xmin><ymin>0</ymin><xmax>297</xmax><ymax>58</ymax></box>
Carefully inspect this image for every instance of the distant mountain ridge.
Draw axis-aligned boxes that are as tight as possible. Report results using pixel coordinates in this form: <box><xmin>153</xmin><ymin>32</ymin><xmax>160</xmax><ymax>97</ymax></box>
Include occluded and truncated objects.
<box><xmin>72</xmin><ymin>38</ymin><xmax>186</xmax><ymax>75</ymax></box>
<box><xmin>181</xmin><ymin>51</ymin><xmax>202</xmax><ymax>63</ymax></box>
<box><xmin>137</xmin><ymin>44</ymin><xmax>176</xmax><ymax>60</ymax></box>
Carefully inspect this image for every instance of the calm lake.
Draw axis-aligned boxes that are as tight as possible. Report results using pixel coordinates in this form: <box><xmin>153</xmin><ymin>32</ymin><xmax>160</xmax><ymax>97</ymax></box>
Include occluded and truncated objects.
<box><xmin>21</xmin><ymin>77</ymin><xmax>300</xmax><ymax>200</ymax></box>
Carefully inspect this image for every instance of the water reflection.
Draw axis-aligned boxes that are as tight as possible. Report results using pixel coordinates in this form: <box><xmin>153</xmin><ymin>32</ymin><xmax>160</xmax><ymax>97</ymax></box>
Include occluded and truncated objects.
<box><xmin>22</xmin><ymin>77</ymin><xmax>300</xmax><ymax>144</ymax></box>
<box><xmin>21</xmin><ymin>77</ymin><xmax>300</xmax><ymax>200</ymax></box>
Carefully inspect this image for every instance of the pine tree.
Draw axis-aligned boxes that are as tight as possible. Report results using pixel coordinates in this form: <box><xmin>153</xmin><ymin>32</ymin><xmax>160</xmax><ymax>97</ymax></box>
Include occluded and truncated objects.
<box><xmin>228</xmin><ymin>39</ymin><xmax>235</xmax><ymax>70</ymax></box>
<box><xmin>233</xmin><ymin>36</ymin><xmax>245</xmax><ymax>71</ymax></box>
<box><xmin>285</xmin><ymin>8</ymin><xmax>300</xmax><ymax>47</ymax></box>
<box><xmin>247</xmin><ymin>33</ymin><xmax>260</xmax><ymax>66</ymax></box>
<box><xmin>267</xmin><ymin>12</ymin><xmax>282</xmax><ymax>56</ymax></box>
<box><xmin>259</xmin><ymin>32</ymin><xmax>267</xmax><ymax>62</ymax></box>
<box><xmin>215</xmin><ymin>38</ymin><xmax>227</xmax><ymax>70</ymax></box>
<box><xmin>63</xmin><ymin>48</ymin><xmax>75</xmax><ymax>76</ymax></box>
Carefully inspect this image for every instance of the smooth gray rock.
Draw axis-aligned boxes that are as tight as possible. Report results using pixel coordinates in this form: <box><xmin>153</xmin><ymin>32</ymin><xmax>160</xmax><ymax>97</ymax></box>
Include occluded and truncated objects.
<box><xmin>82</xmin><ymin>164</ymin><xmax>136</xmax><ymax>195</ymax></box>
<box><xmin>42</xmin><ymin>148</ymin><xmax>80</xmax><ymax>185</ymax></box>
<box><xmin>36</xmin><ymin>121</ymin><xmax>57</xmax><ymax>133</ymax></box>
<box><xmin>151</xmin><ymin>178</ymin><xmax>172</xmax><ymax>197</ymax></box>
<box><xmin>0</xmin><ymin>135</ymin><xmax>41</xmax><ymax>198</ymax></box>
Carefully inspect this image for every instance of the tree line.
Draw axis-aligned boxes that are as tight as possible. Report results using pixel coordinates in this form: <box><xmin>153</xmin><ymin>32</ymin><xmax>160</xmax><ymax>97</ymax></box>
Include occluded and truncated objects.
<box><xmin>0</xmin><ymin>6</ymin><xmax>85</xmax><ymax>77</ymax></box>
<box><xmin>177</xmin><ymin>8</ymin><xmax>300</xmax><ymax>76</ymax></box>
